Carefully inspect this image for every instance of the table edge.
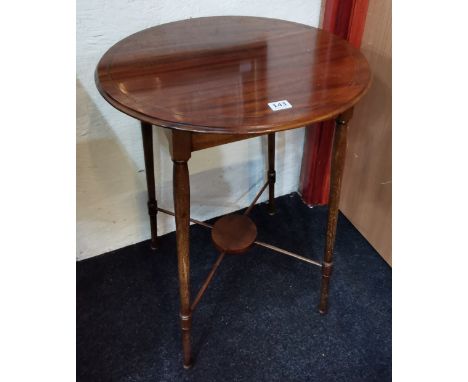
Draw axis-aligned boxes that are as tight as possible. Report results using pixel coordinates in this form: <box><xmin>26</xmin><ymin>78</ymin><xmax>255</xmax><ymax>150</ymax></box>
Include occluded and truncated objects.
<box><xmin>95</xmin><ymin>16</ymin><xmax>373</xmax><ymax>134</ymax></box>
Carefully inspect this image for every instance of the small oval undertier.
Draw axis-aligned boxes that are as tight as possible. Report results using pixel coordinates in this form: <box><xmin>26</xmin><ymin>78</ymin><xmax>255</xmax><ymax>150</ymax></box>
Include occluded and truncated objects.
<box><xmin>211</xmin><ymin>214</ymin><xmax>257</xmax><ymax>254</ymax></box>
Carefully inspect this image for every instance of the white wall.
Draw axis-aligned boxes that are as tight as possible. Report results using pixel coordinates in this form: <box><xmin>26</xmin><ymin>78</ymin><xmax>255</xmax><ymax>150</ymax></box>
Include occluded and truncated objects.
<box><xmin>77</xmin><ymin>0</ymin><xmax>322</xmax><ymax>260</ymax></box>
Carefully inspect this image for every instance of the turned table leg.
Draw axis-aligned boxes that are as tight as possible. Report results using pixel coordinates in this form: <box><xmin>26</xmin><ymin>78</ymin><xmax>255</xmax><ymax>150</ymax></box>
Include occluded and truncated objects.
<box><xmin>171</xmin><ymin>131</ymin><xmax>193</xmax><ymax>368</ymax></box>
<box><xmin>141</xmin><ymin>122</ymin><xmax>158</xmax><ymax>250</ymax></box>
<box><xmin>267</xmin><ymin>133</ymin><xmax>276</xmax><ymax>215</ymax></box>
<box><xmin>319</xmin><ymin>108</ymin><xmax>353</xmax><ymax>314</ymax></box>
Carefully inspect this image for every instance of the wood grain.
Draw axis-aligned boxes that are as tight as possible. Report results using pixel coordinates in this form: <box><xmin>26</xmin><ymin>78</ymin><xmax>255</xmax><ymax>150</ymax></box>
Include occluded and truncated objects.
<box><xmin>190</xmin><ymin>132</ymin><xmax>263</xmax><ymax>151</ymax></box>
<box><xmin>319</xmin><ymin>109</ymin><xmax>352</xmax><ymax>314</ymax></box>
<box><xmin>267</xmin><ymin>133</ymin><xmax>276</xmax><ymax>215</ymax></box>
<box><xmin>94</xmin><ymin>16</ymin><xmax>373</xmax><ymax>368</ymax></box>
<box><xmin>96</xmin><ymin>16</ymin><xmax>371</xmax><ymax>134</ymax></box>
<box><xmin>339</xmin><ymin>0</ymin><xmax>392</xmax><ymax>265</ymax></box>
<box><xmin>141</xmin><ymin>122</ymin><xmax>158</xmax><ymax>249</ymax></box>
<box><xmin>171</xmin><ymin>131</ymin><xmax>193</xmax><ymax>368</ymax></box>
<box><xmin>211</xmin><ymin>215</ymin><xmax>257</xmax><ymax>255</ymax></box>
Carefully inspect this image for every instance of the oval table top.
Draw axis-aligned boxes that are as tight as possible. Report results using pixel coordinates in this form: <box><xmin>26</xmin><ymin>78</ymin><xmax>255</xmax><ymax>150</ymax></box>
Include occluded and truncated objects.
<box><xmin>96</xmin><ymin>16</ymin><xmax>371</xmax><ymax>135</ymax></box>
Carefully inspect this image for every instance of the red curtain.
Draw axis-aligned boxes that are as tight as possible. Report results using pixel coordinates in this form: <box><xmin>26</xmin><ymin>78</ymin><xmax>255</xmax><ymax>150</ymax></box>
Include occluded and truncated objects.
<box><xmin>299</xmin><ymin>0</ymin><xmax>369</xmax><ymax>205</ymax></box>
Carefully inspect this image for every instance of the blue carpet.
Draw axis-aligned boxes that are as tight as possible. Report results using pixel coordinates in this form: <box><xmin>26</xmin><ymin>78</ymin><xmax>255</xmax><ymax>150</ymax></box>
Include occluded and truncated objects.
<box><xmin>77</xmin><ymin>192</ymin><xmax>391</xmax><ymax>381</ymax></box>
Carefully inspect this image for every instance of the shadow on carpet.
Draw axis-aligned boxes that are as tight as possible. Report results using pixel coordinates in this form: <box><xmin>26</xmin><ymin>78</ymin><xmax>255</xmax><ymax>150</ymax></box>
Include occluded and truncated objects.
<box><xmin>77</xmin><ymin>193</ymin><xmax>391</xmax><ymax>381</ymax></box>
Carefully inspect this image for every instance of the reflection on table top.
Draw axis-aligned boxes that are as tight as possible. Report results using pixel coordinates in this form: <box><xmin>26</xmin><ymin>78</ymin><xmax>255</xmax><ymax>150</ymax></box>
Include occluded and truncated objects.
<box><xmin>96</xmin><ymin>16</ymin><xmax>371</xmax><ymax>134</ymax></box>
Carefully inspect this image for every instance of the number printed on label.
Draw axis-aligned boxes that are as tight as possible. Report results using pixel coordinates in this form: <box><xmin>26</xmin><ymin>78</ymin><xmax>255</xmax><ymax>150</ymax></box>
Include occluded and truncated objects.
<box><xmin>268</xmin><ymin>100</ymin><xmax>292</xmax><ymax>111</ymax></box>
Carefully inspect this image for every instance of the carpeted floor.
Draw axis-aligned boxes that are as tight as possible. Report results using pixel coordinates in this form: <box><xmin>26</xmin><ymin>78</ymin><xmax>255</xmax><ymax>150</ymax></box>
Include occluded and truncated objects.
<box><xmin>77</xmin><ymin>193</ymin><xmax>391</xmax><ymax>381</ymax></box>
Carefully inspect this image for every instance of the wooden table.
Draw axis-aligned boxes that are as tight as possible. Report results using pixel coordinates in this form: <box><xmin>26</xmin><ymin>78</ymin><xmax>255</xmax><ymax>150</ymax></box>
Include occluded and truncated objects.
<box><xmin>95</xmin><ymin>16</ymin><xmax>371</xmax><ymax>368</ymax></box>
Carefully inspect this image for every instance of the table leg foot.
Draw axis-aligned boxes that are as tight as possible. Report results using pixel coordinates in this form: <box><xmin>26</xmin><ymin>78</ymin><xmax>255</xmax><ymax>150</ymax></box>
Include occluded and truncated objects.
<box><xmin>319</xmin><ymin>262</ymin><xmax>333</xmax><ymax>314</ymax></box>
<box><xmin>183</xmin><ymin>359</ymin><xmax>193</xmax><ymax>370</ymax></box>
<box><xmin>180</xmin><ymin>312</ymin><xmax>193</xmax><ymax>369</ymax></box>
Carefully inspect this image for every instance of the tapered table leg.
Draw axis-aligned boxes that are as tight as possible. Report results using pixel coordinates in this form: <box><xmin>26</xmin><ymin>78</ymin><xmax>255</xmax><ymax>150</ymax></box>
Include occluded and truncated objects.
<box><xmin>267</xmin><ymin>133</ymin><xmax>276</xmax><ymax>215</ymax></box>
<box><xmin>141</xmin><ymin>122</ymin><xmax>158</xmax><ymax>250</ymax></box>
<box><xmin>319</xmin><ymin>108</ymin><xmax>353</xmax><ymax>314</ymax></box>
<box><xmin>171</xmin><ymin>131</ymin><xmax>193</xmax><ymax>368</ymax></box>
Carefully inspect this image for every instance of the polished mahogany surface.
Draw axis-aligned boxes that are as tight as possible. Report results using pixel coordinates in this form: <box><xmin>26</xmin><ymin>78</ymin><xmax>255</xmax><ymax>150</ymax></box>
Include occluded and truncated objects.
<box><xmin>211</xmin><ymin>214</ymin><xmax>257</xmax><ymax>254</ymax></box>
<box><xmin>96</xmin><ymin>16</ymin><xmax>371</xmax><ymax>134</ymax></box>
